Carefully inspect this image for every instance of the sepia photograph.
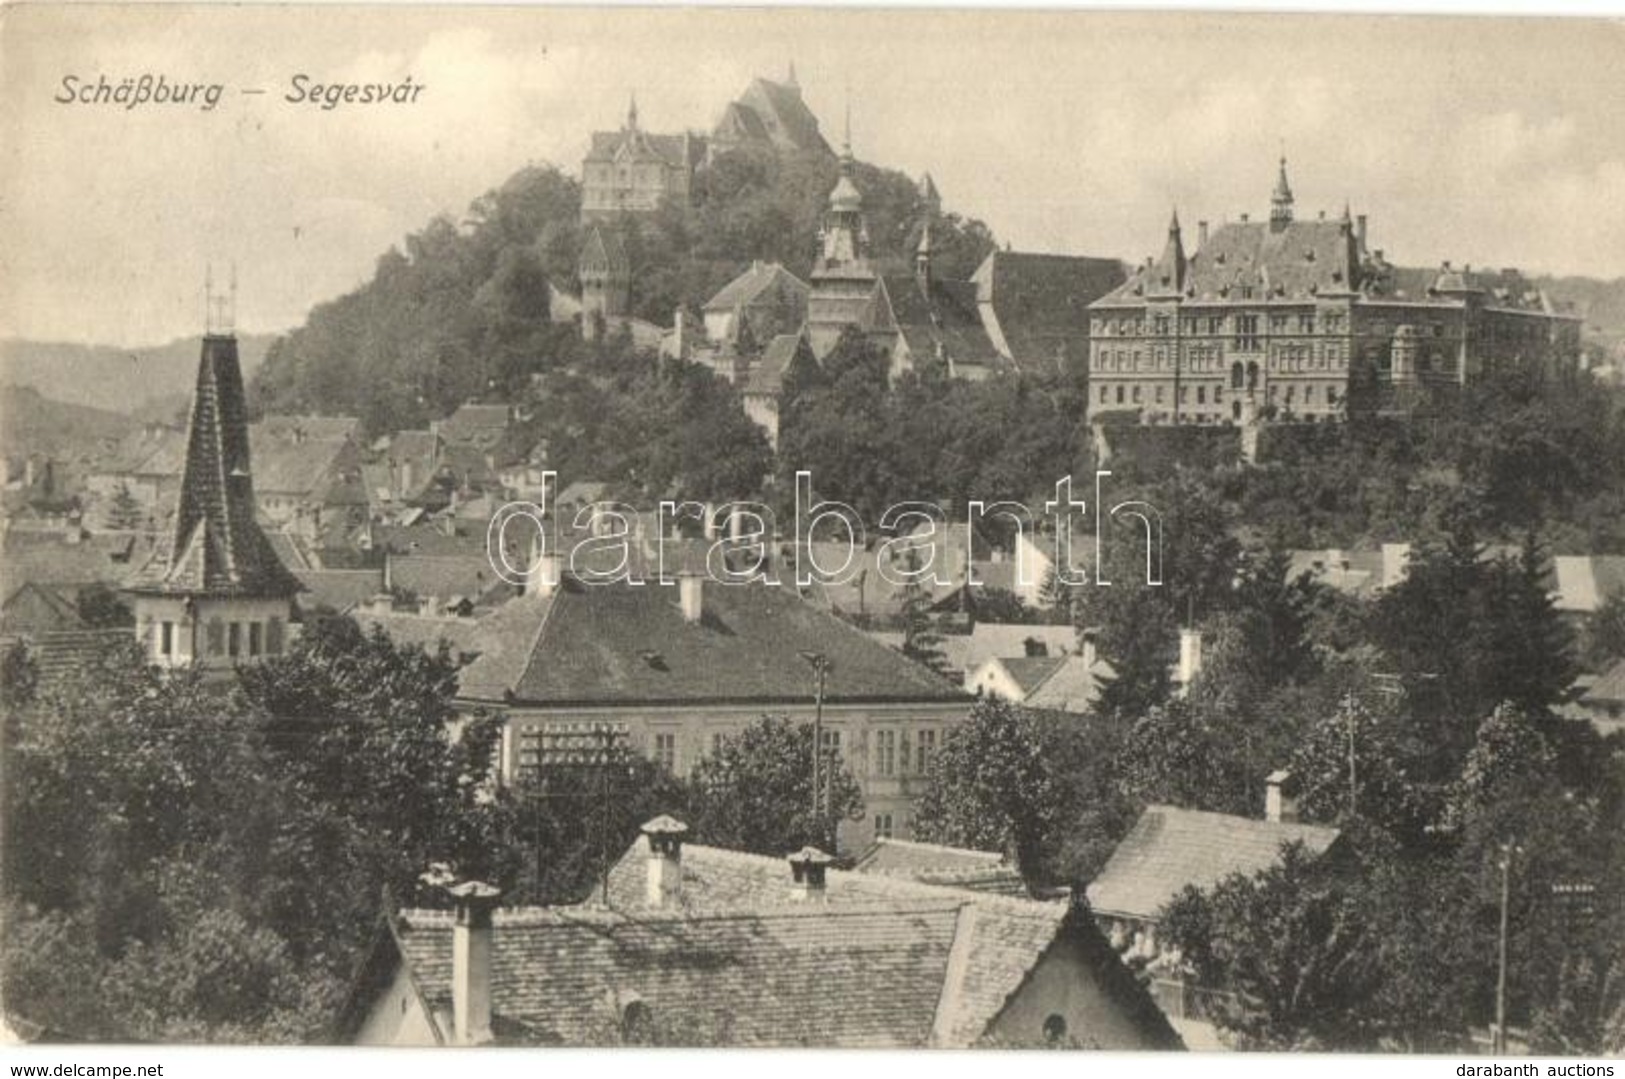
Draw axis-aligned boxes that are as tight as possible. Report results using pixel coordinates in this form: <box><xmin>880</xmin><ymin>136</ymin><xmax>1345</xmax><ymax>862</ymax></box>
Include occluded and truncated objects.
<box><xmin>0</xmin><ymin>1</ymin><xmax>1622</xmax><ymax>1062</ymax></box>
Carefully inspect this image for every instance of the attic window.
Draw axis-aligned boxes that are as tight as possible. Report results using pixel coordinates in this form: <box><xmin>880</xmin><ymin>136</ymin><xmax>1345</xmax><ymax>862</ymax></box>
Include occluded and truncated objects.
<box><xmin>1216</xmin><ymin>253</ymin><xmax>1227</xmax><ymax>265</ymax></box>
<box><xmin>639</xmin><ymin>650</ymin><xmax>668</xmax><ymax>671</ymax></box>
<box><xmin>1044</xmin><ymin>1014</ymin><xmax>1068</xmax><ymax>1045</ymax></box>
<box><xmin>1305</xmin><ymin>249</ymin><xmax>1316</xmax><ymax>262</ymax></box>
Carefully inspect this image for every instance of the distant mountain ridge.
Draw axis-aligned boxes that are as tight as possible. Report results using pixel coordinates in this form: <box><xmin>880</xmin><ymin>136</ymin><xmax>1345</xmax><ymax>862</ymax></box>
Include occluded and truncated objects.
<box><xmin>0</xmin><ymin>384</ymin><xmax>140</xmax><ymax>459</ymax></box>
<box><xmin>0</xmin><ymin>333</ymin><xmax>278</xmax><ymax>416</ymax></box>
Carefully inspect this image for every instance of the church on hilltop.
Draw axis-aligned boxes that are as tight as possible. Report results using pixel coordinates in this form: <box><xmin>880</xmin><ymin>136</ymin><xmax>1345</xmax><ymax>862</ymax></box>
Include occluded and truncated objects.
<box><xmin>1086</xmin><ymin>158</ymin><xmax>1583</xmax><ymax>427</ymax></box>
<box><xmin>580</xmin><ymin>69</ymin><xmax>832</xmax><ymax>224</ymax></box>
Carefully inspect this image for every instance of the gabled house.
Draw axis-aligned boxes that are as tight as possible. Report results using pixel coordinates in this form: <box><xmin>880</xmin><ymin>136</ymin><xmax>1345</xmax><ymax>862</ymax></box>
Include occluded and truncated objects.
<box><xmin>340</xmin><ymin>819</ymin><xmax>1182</xmax><ymax>1049</ymax></box>
<box><xmin>967</xmin><ymin>635</ymin><xmax>1115</xmax><ymax>715</ymax></box>
<box><xmin>436</xmin><ymin>567</ymin><xmax>971</xmax><ymax>851</ymax></box>
<box><xmin>702</xmin><ymin>260</ymin><xmax>810</xmax><ymax>346</ymax></box>
<box><xmin>1085</xmin><ymin>780</ymin><xmax>1343</xmax><ymax>1045</ymax></box>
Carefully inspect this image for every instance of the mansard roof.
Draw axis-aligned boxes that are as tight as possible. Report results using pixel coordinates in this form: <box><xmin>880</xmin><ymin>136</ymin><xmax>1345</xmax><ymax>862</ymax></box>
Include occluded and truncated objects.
<box><xmin>1097</xmin><ymin>216</ymin><xmax>1361</xmax><ymax>308</ymax></box>
<box><xmin>124</xmin><ymin>335</ymin><xmax>302</xmax><ymax>600</ymax></box>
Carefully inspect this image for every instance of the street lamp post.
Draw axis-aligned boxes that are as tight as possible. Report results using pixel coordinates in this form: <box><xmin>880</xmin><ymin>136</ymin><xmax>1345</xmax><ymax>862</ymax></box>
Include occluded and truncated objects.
<box><xmin>799</xmin><ymin>650</ymin><xmax>832</xmax><ymax>849</ymax></box>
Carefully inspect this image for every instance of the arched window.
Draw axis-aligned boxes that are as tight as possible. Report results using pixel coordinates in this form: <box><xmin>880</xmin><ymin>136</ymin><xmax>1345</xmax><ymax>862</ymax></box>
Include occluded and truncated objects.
<box><xmin>1043</xmin><ymin>1014</ymin><xmax>1069</xmax><ymax>1045</ymax></box>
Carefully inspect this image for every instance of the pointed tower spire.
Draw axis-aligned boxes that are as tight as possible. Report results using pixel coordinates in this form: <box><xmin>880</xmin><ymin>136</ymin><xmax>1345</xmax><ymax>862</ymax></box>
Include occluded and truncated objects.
<box><xmin>787</xmin><ymin>60</ymin><xmax>799</xmax><ymax>89</ymax></box>
<box><xmin>125</xmin><ymin>324</ymin><xmax>301</xmax><ymax>603</ymax></box>
<box><xmin>626</xmin><ymin>92</ymin><xmax>639</xmax><ymax>131</ymax></box>
<box><xmin>1270</xmin><ymin>155</ymin><xmax>1294</xmax><ymax>233</ymax></box>
<box><xmin>1150</xmin><ymin>208</ymin><xmax>1187</xmax><ymax>295</ymax></box>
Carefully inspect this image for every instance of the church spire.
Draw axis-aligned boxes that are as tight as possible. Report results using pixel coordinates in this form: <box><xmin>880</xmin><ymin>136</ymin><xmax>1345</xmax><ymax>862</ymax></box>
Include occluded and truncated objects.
<box><xmin>125</xmin><ymin>319</ymin><xmax>301</xmax><ymax>601</ymax></box>
<box><xmin>626</xmin><ymin>92</ymin><xmax>639</xmax><ymax>131</ymax></box>
<box><xmin>1270</xmin><ymin>155</ymin><xmax>1294</xmax><ymax>233</ymax></box>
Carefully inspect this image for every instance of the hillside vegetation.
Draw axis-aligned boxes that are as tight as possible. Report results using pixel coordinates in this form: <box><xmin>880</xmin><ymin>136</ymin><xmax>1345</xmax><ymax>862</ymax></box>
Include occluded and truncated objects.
<box><xmin>249</xmin><ymin>149</ymin><xmax>994</xmax><ymax>439</ymax></box>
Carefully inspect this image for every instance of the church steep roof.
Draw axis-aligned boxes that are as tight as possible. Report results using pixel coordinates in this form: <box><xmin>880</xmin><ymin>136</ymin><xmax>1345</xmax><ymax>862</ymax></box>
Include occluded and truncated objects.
<box><xmin>736</xmin><ymin>78</ymin><xmax>831</xmax><ymax>156</ymax></box>
<box><xmin>124</xmin><ymin>335</ymin><xmax>302</xmax><ymax>599</ymax></box>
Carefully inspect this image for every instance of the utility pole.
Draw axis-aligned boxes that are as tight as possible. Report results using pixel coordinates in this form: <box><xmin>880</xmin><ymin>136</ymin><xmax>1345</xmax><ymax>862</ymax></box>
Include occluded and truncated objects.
<box><xmin>1494</xmin><ymin>841</ymin><xmax>1520</xmax><ymax>1055</ymax></box>
<box><xmin>800</xmin><ymin>651</ymin><xmax>832</xmax><ymax>850</ymax></box>
<box><xmin>1346</xmin><ymin>697</ymin><xmax>1358</xmax><ymax>819</ymax></box>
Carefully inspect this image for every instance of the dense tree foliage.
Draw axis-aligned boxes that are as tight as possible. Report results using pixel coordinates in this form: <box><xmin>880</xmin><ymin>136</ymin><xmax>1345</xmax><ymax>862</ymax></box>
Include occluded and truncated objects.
<box><xmin>687</xmin><ymin>715</ymin><xmax>863</xmax><ymax>855</ymax></box>
<box><xmin>912</xmin><ymin>698</ymin><xmax>1136</xmax><ymax>884</ymax></box>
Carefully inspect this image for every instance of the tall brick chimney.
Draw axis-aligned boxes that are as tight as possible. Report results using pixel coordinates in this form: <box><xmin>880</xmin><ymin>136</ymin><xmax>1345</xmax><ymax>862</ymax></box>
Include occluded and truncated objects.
<box><xmin>447</xmin><ymin>881</ymin><xmax>501</xmax><ymax>1046</ymax></box>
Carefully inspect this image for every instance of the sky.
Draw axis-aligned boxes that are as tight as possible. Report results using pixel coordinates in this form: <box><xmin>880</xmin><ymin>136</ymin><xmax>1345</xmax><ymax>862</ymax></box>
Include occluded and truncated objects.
<box><xmin>2</xmin><ymin>4</ymin><xmax>1624</xmax><ymax>347</ymax></box>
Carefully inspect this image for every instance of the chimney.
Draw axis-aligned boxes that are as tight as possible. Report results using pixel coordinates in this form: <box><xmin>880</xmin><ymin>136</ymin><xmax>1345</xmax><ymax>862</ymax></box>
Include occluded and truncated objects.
<box><xmin>447</xmin><ymin>881</ymin><xmax>501</xmax><ymax>1046</ymax></box>
<box><xmin>641</xmin><ymin>816</ymin><xmax>688</xmax><ymax>908</ymax></box>
<box><xmin>678</xmin><ymin>567</ymin><xmax>703</xmax><ymax>623</ymax></box>
<box><xmin>528</xmin><ymin>529</ymin><xmax>559</xmax><ymax>599</ymax></box>
<box><xmin>1356</xmin><ymin>214</ymin><xmax>1368</xmax><ymax>252</ymax></box>
<box><xmin>787</xmin><ymin>846</ymin><xmax>833</xmax><ymax>902</ymax></box>
<box><xmin>1197</xmin><ymin>220</ymin><xmax>1209</xmax><ymax>249</ymax></box>
<box><xmin>1265</xmin><ymin>770</ymin><xmax>1299</xmax><ymax>823</ymax></box>
<box><xmin>1177</xmin><ymin>627</ymin><xmax>1203</xmax><ymax>696</ymax></box>
<box><xmin>1080</xmin><ymin>626</ymin><xmax>1099</xmax><ymax>673</ymax></box>
<box><xmin>1240</xmin><ymin>213</ymin><xmax>1250</xmax><ymax>224</ymax></box>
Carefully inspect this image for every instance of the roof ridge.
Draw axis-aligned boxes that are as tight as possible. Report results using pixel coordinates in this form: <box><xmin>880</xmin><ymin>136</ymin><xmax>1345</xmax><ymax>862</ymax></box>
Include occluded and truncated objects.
<box><xmin>678</xmin><ymin>842</ymin><xmax>1057</xmax><ymax>915</ymax></box>
<box><xmin>866</xmin><ymin>836</ymin><xmax>1004</xmax><ymax>861</ymax></box>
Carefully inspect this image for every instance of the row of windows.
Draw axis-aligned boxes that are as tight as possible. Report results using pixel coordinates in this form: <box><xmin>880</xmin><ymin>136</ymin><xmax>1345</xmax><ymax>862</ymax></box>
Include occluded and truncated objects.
<box><xmin>1093</xmin><ymin>339</ymin><xmax>1349</xmax><ymax>373</ymax></box>
<box><xmin>530</xmin><ymin>724</ymin><xmax>944</xmax><ymax>781</ymax></box>
<box><xmin>155</xmin><ymin>617</ymin><xmax>283</xmax><ymax>661</ymax></box>
<box><xmin>1097</xmin><ymin>310</ymin><xmax>1357</xmax><ymax>338</ymax></box>
<box><xmin>1097</xmin><ymin>381</ymin><xmax>1342</xmax><ymax>408</ymax></box>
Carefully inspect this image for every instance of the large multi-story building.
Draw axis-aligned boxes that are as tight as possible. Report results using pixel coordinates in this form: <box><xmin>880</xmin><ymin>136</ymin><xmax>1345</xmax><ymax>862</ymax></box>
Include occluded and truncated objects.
<box><xmin>580</xmin><ymin>98</ymin><xmax>706</xmax><ymax>223</ymax></box>
<box><xmin>1087</xmin><ymin>159</ymin><xmax>1582</xmax><ymax>426</ymax></box>
<box><xmin>580</xmin><ymin>74</ymin><xmax>831</xmax><ymax>224</ymax></box>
